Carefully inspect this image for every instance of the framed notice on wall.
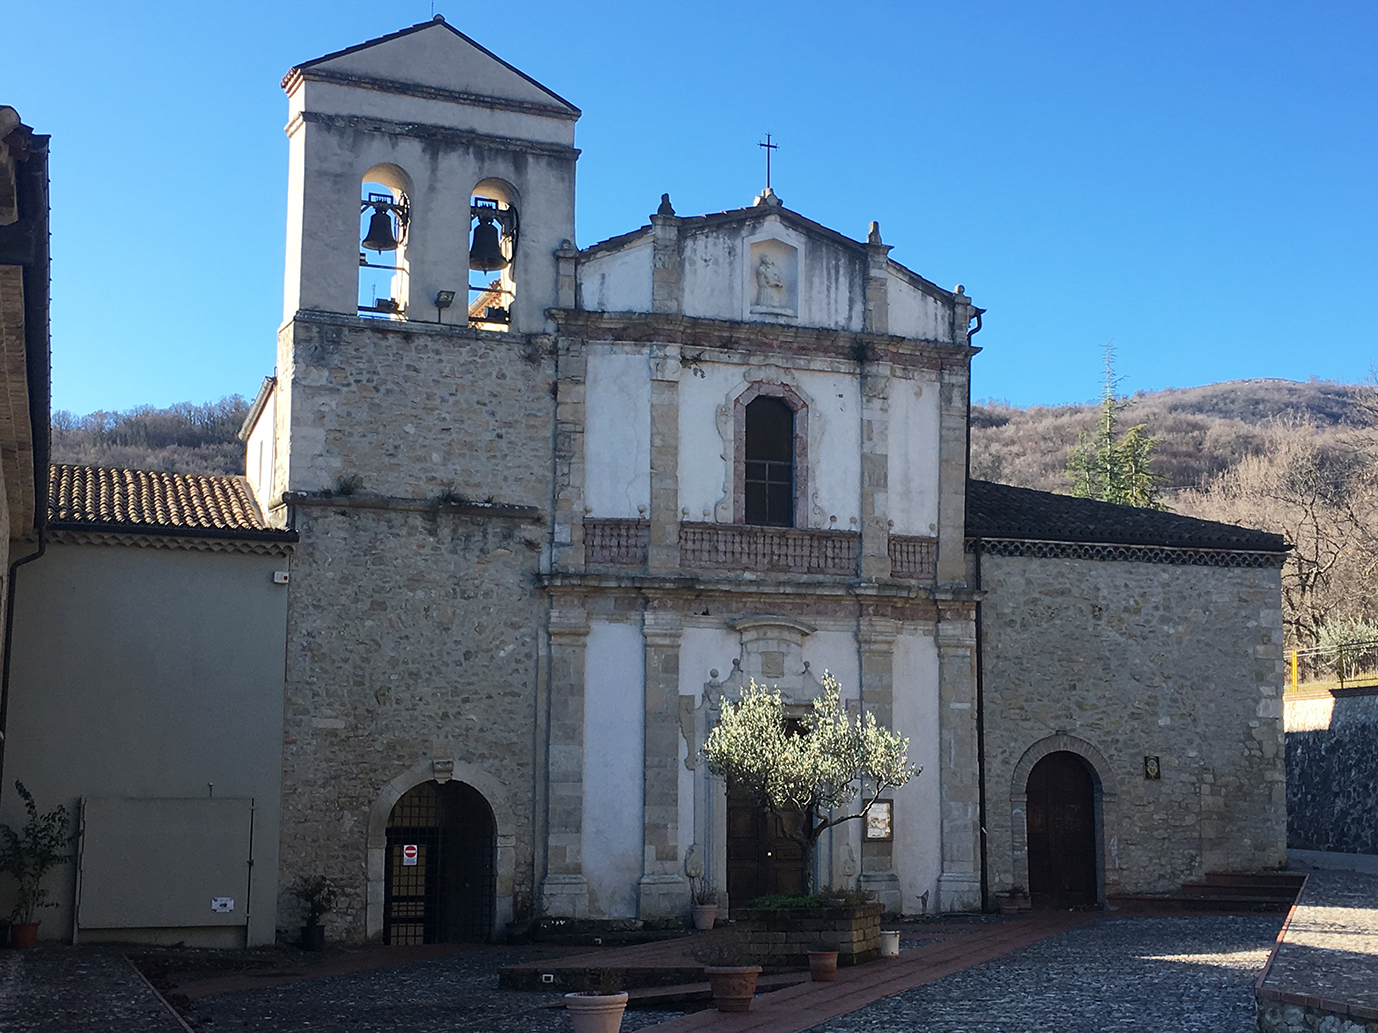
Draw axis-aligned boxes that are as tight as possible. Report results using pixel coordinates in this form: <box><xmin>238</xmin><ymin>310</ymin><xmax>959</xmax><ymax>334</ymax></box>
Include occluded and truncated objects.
<box><xmin>864</xmin><ymin>800</ymin><xmax>893</xmax><ymax>841</ymax></box>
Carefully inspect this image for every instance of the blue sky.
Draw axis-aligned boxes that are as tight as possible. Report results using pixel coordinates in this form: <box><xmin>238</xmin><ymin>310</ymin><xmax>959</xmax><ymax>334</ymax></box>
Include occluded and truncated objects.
<box><xmin>6</xmin><ymin>1</ymin><xmax>1375</xmax><ymax>415</ymax></box>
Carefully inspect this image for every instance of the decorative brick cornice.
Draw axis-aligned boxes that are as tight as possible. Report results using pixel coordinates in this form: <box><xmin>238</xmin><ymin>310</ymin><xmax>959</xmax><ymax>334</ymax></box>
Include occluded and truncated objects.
<box><xmin>292</xmin><ymin>110</ymin><xmax>579</xmax><ymax>160</ymax></box>
<box><xmin>47</xmin><ymin>528</ymin><xmax>294</xmax><ymax>557</ymax></box>
<box><xmin>968</xmin><ymin>537</ymin><xmax>1287</xmax><ymax>569</ymax></box>
<box><xmin>548</xmin><ymin>310</ymin><xmax>975</xmax><ymax>372</ymax></box>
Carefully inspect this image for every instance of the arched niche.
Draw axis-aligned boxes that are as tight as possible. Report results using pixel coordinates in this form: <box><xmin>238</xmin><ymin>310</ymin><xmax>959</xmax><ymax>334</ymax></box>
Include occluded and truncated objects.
<box><xmin>358</xmin><ymin>162</ymin><xmax>413</xmax><ymax>319</ymax></box>
<box><xmin>468</xmin><ymin>177</ymin><xmax>520</xmax><ymax>330</ymax></box>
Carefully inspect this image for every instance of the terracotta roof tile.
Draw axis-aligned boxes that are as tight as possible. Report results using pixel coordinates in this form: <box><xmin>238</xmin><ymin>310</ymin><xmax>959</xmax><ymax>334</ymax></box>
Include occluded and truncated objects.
<box><xmin>48</xmin><ymin>464</ymin><xmax>278</xmax><ymax>536</ymax></box>
<box><xmin>965</xmin><ymin>478</ymin><xmax>1289</xmax><ymax>553</ymax></box>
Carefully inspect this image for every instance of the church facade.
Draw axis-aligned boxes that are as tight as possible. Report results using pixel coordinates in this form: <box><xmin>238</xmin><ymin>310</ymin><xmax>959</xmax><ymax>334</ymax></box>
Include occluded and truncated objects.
<box><xmin>223</xmin><ymin>17</ymin><xmax>1290</xmax><ymax>943</ymax></box>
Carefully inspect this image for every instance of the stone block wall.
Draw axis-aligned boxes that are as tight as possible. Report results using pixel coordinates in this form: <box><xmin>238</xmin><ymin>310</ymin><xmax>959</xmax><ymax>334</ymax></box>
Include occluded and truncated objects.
<box><xmin>280</xmin><ymin>315</ymin><xmax>555</xmax><ymax>502</ymax></box>
<box><xmin>978</xmin><ymin>553</ymin><xmax>1287</xmax><ymax>899</ymax></box>
<box><xmin>1285</xmin><ymin>688</ymin><xmax>1378</xmax><ymax>855</ymax></box>
<box><xmin>734</xmin><ymin>903</ymin><xmax>883</xmax><ymax>966</ymax></box>
<box><xmin>277</xmin><ymin>502</ymin><xmax>547</xmax><ymax>942</ymax></box>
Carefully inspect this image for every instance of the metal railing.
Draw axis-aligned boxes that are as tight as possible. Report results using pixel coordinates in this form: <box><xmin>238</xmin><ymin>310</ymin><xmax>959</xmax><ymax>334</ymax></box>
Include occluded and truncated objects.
<box><xmin>1287</xmin><ymin>638</ymin><xmax>1378</xmax><ymax>691</ymax></box>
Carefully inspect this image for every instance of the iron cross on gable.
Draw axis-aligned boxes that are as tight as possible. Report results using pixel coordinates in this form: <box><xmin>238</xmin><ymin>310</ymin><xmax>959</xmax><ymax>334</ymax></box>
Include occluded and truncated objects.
<box><xmin>759</xmin><ymin>133</ymin><xmax>778</xmax><ymax>190</ymax></box>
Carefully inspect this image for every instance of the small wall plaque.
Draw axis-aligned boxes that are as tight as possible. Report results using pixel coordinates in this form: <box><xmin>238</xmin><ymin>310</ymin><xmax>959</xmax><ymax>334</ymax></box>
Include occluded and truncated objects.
<box><xmin>1144</xmin><ymin>756</ymin><xmax>1161</xmax><ymax>781</ymax></box>
<box><xmin>865</xmin><ymin>800</ymin><xmax>893</xmax><ymax>841</ymax></box>
<box><xmin>211</xmin><ymin>897</ymin><xmax>235</xmax><ymax>912</ymax></box>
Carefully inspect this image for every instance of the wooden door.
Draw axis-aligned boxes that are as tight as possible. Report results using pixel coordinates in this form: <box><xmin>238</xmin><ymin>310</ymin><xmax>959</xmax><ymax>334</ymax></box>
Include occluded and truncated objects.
<box><xmin>1025</xmin><ymin>752</ymin><xmax>1097</xmax><ymax>906</ymax></box>
<box><xmin>727</xmin><ymin>783</ymin><xmax>804</xmax><ymax>906</ymax></box>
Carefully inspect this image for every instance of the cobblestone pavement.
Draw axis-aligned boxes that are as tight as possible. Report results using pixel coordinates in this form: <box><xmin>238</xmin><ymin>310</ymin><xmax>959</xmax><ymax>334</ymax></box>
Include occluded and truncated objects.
<box><xmin>188</xmin><ymin>947</ymin><xmax>683</xmax><ymax>1032</ymax></box>
<box><xmin>1259</xmin><ymin>868</ymin><xmax>1378</xmax><ymax>1013</ymax></box>
<box><xmin>805</xmin><ymin>915</ymin><xmax>1284</xmax><ymax>1033</ymax></box>
<box><xmin>0</xmin><ymin>946</ymin><xmax>184</xmax><ymax>1033</ymax></box>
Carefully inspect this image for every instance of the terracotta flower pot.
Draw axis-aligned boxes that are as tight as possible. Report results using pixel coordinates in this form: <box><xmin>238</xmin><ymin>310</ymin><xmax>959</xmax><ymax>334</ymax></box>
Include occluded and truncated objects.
<box><xmin>996</xmin><ymin>895</ymin><xmax>1020</xmax><ymax>915</ymax></box>
<box><xmin>808</xmin><ymin>950</ymin><xmax>838</xmax><ymax>981</ymax></box>
<box><xmin>565</xmin><ymin>991</ymin><xmax>628</xmax><ymax>1033</ymax></box>
<box><xmin>691</xmin><ymin>904</ymin><xmax>719</xmax><ymax>931</ymax></box>
<box><xmin>704</xmin><ymin>965</ymin><xmax>761</xmax><ymax>1012</ymax></box>
<box><xmin>10</xmin><ymin>922</ymin><xmax>39</xmax><ymax>949</ymax></box>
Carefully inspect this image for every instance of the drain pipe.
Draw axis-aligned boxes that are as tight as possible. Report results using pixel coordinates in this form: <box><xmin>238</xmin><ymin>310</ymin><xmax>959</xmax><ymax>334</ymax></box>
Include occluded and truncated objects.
<box><xmin>0</xmin><ymin>525</ymin><xmax>46</xmax><ymax>792</ymax></box>
<box><xmin>972</xmin><ymin>539</ymin><xmax>989</xmax><ymax>911</ymax></box>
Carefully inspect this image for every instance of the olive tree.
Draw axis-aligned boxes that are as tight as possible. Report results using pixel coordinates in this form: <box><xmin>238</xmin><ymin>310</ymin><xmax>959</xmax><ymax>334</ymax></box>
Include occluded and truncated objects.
<box><xmin>701</xmin><ymin>674</ymin><xmax>917</xmax><ymax>895</ymax></box>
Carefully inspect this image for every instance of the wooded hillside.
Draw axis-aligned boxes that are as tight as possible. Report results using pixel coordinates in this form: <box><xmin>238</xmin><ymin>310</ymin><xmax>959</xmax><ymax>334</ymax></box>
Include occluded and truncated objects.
<box><xmin>50</xmin><ymin>397</ymin><xmax>250</xmax><ymax>475</ymax></box>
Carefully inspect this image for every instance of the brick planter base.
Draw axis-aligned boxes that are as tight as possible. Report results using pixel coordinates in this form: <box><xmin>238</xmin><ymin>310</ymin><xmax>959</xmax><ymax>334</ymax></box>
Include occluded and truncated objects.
<box><xmin>734</xmin><ymin>903</ymin><xmax>883</xmax><ymax>967</ymax></box>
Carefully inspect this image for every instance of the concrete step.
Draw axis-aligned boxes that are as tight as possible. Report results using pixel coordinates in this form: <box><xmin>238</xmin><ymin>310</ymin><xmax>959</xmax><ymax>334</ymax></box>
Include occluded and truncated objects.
<box><xmin>1107</xmin><ymin>893</ymin><xmax>1292</xmax><ymax>913</ymax></box>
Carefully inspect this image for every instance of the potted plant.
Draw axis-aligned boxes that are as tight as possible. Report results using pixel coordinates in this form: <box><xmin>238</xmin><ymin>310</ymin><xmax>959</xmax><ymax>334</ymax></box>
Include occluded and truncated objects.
<box><xmin>564</xmin><ymin>970</ymin><xmax>628</xmax><ymax>1033</ymax></box>
<box><xmin>696</xmin><ymin>937</ymin><xmax>762</xmax><ymax>1012</ymax></box>
<box><xmin>296</xmin><ymin>875</ymin><xmax>337</xmax><ymax>951</ymax></box>
<box><xmin>0</xmin><ymin>782</ymin><xmax>72</xmax><ymax>948</ymax></box>
<box><xmin>807</xmin><ymin>943</ymin><xmax>839</xmax><ymax>981</ymax></box>
<box><xmin>994</xmin><ymin>885</ymin><xmax>1028</xmax><ymax>915</ymax></box>
<box><xmin>690</xmin><ymin>875</ymin><xmax>718</xmax><ymax>931</ymax></box>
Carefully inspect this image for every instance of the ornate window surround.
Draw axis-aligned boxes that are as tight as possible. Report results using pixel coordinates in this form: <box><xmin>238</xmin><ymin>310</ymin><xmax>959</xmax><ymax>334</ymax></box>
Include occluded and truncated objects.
<box><xmin>732</xmin><ymin>381</ymin><xmax>809</xmax><ymax>528</ymax></box>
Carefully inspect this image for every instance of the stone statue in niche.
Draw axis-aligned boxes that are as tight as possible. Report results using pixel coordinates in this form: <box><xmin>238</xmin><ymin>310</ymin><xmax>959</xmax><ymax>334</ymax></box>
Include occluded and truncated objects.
<box><xmin>754</xmin><ymin>253</ymin><xmax>787</xmax><ymax>308</ymax></box>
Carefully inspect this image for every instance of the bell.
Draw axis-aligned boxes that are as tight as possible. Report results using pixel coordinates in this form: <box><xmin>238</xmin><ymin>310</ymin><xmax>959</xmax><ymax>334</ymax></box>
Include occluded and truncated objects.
<box><xmin>469</xmin><ymin>215</ymin><xmax>507</xmax><ymax>272</ymax></box>
<box><xmin>362</xmin><ymin>208</ymin><xmax>399</xmax><ymax>252</ymax></box>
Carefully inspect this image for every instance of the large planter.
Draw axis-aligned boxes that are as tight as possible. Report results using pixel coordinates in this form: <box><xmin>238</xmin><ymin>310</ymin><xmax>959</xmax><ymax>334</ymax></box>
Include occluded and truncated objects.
<box><xmin>691</xmin><ymin>904</ymin><xmax>719</xmax><ymax>931</ymax></box>
<box><xmin>704</xmin><ymin>965</ymin><xmax>761</xmax><ymax>1012</ymax></box>
<box><xmin>565</xmin><ymin>991</ymin><xmax>629</xmax><ymax>1033</ymax></box>
<box><xmin>735</xmin><ymin>903</ymin><xmax>883</xmax><ymax>966</ymax></box>
<box><xmin>10</xmin><ymin>922</ymin><xmax>39</xmax><ymax>949</ymax></box>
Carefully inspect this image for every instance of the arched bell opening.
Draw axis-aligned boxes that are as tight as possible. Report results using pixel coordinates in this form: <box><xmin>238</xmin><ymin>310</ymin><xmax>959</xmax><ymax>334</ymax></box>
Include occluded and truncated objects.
<box><xmin>468</xmin><ymin>178</ymin><xmax>519</xmax><ymax>331</ymax></box>
<box><xmin>383</xmin><ymin>779</ymin><xmax>496</xmax><ymax>944</ymax></box>
<box><xmin>358</xmin><ymin>163</ymin><xmax>412</xmax><ymax>319</ymax></box>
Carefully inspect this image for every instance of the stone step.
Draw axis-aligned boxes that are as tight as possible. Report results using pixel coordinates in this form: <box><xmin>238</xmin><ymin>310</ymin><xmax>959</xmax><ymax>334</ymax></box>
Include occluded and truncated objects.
<box><xmin>1107</xmin><ymin>893</ymin><xmax>1292</xmax><ymax>913</ymax></box>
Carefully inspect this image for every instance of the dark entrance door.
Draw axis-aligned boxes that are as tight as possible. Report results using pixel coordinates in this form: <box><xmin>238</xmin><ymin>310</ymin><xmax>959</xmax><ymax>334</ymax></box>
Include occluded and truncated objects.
<box><xmin>384</xmin><ymin>780</ymin><xmax>495</xmax><ymax>944</ymax></box>
<box><xmin>1025</xmin><ymin>752</ymin><xmax>1097</xmax><ymax>907</ymax></box>
<box><xmin>726</xmin><ymin>782</ymin><xmax>804</xmax><ymax>906</ymax></box>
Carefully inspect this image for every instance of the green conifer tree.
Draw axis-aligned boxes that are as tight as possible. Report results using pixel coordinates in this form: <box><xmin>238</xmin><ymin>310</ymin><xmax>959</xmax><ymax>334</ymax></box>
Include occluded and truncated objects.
<box><xmin>1066</xmin><ymin>344</ymin><xmax>1164</xmax><ymax>509</ymax></box>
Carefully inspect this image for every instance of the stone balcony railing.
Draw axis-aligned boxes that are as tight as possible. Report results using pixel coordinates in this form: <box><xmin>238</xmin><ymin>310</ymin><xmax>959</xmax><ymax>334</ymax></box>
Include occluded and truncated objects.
<box><xmin>583</xmin><ymin>519</ymin><xmax>937</xmax><ymax>582</ymax></box>
<box><xmin>679</xmin><ymin>523</ymin><xmax>859</xmax><ymax>576</ymax></box>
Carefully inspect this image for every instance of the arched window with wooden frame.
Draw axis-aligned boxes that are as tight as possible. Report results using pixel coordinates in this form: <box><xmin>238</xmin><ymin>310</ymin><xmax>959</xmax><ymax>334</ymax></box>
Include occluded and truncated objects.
<box><xmin>734</xmin><ymin>383</ymin><xmax>808</xmax><ymax>527</ymax></box>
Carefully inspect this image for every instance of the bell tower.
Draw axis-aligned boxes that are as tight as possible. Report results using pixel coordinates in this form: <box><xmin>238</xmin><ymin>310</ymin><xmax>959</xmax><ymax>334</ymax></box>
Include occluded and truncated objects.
<box><xmin>281</xmin><ymin>15</ymin><xmax>580</xmax><ymax>331</ymax></box>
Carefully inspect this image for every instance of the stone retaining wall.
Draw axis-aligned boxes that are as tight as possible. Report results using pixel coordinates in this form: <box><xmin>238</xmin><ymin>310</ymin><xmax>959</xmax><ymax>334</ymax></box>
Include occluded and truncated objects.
<box><xmin>734</xmin><ymin>903</ymin><xmax>883</xmax><ymax>966</ymax></box>
<box><xmin>1285</xmin><ymin>688</ymin><xmax>1378</xmax><ymax>855</ymax></box>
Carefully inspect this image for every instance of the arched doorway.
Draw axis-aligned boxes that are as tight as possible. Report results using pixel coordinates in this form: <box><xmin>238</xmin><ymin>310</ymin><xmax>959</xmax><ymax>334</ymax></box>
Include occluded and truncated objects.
<box><xmin>1025</xmin><ymin>752</ymin><xmax>1097</xmax><ymax>907</ymax></box>
<box><xmin>726</xmin><ymin>782</ymin><xmax>804</xmax><ymax>906</ymax></box>
<box><xmin>383</xmin><ymin>780</ymin><xmax>495</xmax><ymax>944</ymax></box>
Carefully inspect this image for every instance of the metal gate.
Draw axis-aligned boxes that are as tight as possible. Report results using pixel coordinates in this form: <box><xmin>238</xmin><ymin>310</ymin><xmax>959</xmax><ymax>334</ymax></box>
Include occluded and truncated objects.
<box><xmin>384</xmin><ymin>780</ymin><xmax>495</xmax><ymax>944</ymax></box>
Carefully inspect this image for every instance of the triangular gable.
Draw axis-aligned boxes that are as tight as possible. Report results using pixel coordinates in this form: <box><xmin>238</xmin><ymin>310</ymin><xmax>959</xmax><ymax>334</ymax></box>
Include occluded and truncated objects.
<box><xmin>287</xmin><ymin>18</ymin><xmax>579</xmax><ymax>115</ymax></box>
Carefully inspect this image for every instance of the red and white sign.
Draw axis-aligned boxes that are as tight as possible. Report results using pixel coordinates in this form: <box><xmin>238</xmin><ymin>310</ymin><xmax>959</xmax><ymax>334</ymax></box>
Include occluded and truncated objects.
<box><xmin>402</xmin><ymin>844</ymin><xmax>418</xmax><ymax>866</ymax></box>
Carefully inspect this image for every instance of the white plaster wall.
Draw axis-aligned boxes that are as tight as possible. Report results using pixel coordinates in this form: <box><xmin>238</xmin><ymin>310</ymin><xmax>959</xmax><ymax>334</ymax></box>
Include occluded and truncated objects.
<box><xmin>886</xmin><ymin>274</ymin><xmax>951</xmax><ymax>342</ymax></box>
<box><xmin>579</xmin><ymin>242</ymin><xmax>652</xmax><ymax>313</ymax></box>
<box><xmin>891</xmin><ymin>629</ymin><xmax>942</xmax><ymax>916</ymax></box>
<box><xmin>681</xmin><ymin>228</ymin><xmax>743</xmax><ymax>320</ymax></box>
<box><xmin>583</xmin><ymin>620</ymin><xmax>646</xmax><ymax>918</ymax></box>
<box><xmin>676</xmin><ymin>363</ymin><xmax>862</xmax><ymax>528</ymax></box>
<box><xmin>585</xmin><ymin>349</ymin><xmax>651</xmax><ymax>517</ymax></box>
<box><xmin>886</xmin><ymin>376</ymin><xmax>941</xmax><ymax>536</ymax></box>
<box><xmin>245</xmin><ymin>388</ymin><xmax>278</xmax><ymax>517</ymax></box>
<box><xmin>803</xmin><ymin>630</ymin><xmax>862</xmax><ymax>700</ymax></box>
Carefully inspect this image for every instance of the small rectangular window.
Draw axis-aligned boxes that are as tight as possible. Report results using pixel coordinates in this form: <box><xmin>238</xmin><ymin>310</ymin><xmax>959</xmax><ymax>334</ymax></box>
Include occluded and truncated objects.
<box><xmin>745</xmin><ymin>397</ymin><xmax>794</xmax><ymax>526</ymax></box>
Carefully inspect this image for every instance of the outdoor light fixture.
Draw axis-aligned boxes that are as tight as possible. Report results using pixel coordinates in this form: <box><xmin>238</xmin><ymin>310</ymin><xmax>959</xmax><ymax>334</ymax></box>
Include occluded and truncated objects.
<box><xmin>435</xmin><ymin>290</ymin><xmax>456</xmax><ymax>309</ymax></box>
<box><xmin>361</xmin><ymin>192</ymin><xmax>410</xmax><ymax>252</ymax></box>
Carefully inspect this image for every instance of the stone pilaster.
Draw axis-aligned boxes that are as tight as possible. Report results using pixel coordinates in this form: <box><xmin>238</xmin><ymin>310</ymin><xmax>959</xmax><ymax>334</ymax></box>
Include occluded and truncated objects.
<box><xmin>863</xmin><ymin>222</ymin><xmax>890</xmax><ymax>335</ymax></box>
<box><xmin>543</xmin><ymin>606</ymin><xmax>590</xmax><ymax>917</ymax></box>
<box><xmin>555</xmin><ymin>239</ymin><xmax>578</xmax><ymax>310</ymax></box>
<box><xmin>552</xmin><ymin>335</ymin><xmax>587</xmax><ymax>571</ymax></box>
<box><xmin>647</xmin><ymin>345</ymin><xmax>680</xmax><ymax>573</ymax></box>
<box><xmin>651</xmin><ymin>195</ymin><xmax>681</xmax><ymax>315</ymax></box>
<box><xmin>935</xmin><ymin>602</ymin><xmax>981</xmax><ymax>911</ymax></box>
<box><xmin>640</xmin><ymin>606</ymin><xmax>686</xmax><ymax>918</ymax></box>
<box><xmin>859</xmin><ymin>363</ymin><xmax>892</xmax><ymax>579</ymax></box>
<box><xmin>935</xmin><ymin>359</ymin><xmax>970</xmax><ymax>586</ymax></box>
<box><xmin>858</xmin><ymin>618</ymin><xmax>901</xmax><ymax>912</ymax></box>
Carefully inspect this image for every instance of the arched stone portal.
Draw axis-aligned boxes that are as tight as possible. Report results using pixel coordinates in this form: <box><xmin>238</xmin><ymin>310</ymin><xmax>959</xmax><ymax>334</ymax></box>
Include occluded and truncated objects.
<box><xmin>382</xmin><ymin>780</ymin><xmax>495</xmax><ymax>943</ymax></box>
